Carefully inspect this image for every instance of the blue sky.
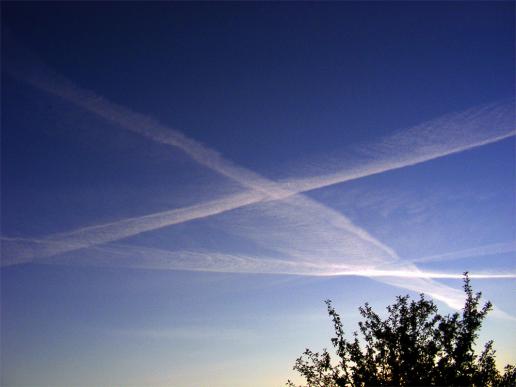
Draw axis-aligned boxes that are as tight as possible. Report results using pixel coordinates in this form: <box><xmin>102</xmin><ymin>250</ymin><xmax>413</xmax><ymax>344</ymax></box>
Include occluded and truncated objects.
<box><xmin>1</xmin><ymin>2</ymin><xmax>515</xmax><ymax>386</ymax></box>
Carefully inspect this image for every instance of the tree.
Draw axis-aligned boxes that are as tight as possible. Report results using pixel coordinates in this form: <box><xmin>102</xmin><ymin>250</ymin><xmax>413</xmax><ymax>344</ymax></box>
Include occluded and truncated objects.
<box><xmin>287</xmin><ymin>273</ymin><xmax>515</xmax><ymax>387</ymax></box>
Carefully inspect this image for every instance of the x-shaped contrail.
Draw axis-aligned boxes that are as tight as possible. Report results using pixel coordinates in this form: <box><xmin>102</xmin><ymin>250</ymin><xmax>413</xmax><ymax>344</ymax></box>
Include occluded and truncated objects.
<box><xmin>2</xmin><ymin>35</ymin><xmax>515</xmax><ymax>311</ymax></box>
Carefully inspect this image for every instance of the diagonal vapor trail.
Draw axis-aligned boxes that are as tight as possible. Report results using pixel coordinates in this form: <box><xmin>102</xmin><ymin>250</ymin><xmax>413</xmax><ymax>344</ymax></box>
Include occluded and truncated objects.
<box><xmin>2</xmin><ymin>36</ymin><xmax>515</xmax><ymax>311</ymax></box>
<box><xmin>8</xmin><ymin>237</ymin><xmax>513</xmax><ymax>279</ymax></box>
<box><xmin>410</xmin><ymin>241</ymin><xmax>516</xmax><ymax>264</ymax></box>
<box><xmin>7</xmin><ymin>44</ymin><xmax>515</xmax><ymax>200</ymax></box>
<box><xmin>1</xmin><ymin>191</ymin><xmax>265</xmax><ymax>265</ymax></box>
<box><xmin>282</xmin><ymin>102</ymin><xmax>515</xmax><ymax>193</ymax></box>
<box><xmin>2</xmin><ymin>79</ymin><xmax>512</xmax><ymax>266</ymax></box>
<box><xmin>2</xmin><ymin>37</ymin><xmax>399</xmax><ymax>265</ymax></box>
<box><xmin>3</xmin><ymin>52</ymin><xmax>514</xmax><ymax>264</ymax></box>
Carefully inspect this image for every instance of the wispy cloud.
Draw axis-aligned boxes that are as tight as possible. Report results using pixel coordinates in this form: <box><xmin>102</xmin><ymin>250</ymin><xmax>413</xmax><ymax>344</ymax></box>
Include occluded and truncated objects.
<box><xmin>282</xmin><ymin>102</ymin><xmax>514</xmax><ymax>193</ymax></box>
<box><xmin>2</xmin><ymin>96</ymin><xmax>513</xmax><ymax>266</ymax></box>
<box><xmin>3</xmin><ymin>34</ymin><xmax>400</xmax><ymax>270</ymax></box>
<box><xmin>0</xmin><ymin>191</ymin><xmax>265</xmax><ymax>266</ymax></box>
<box><xmin>411</xmin><ymin>241</ymin><xmax>516</xmax><ymax>264</ymax></box>
<box><xmin>2</xmin><ymin>35</ymin><xmax>515</xmax><ymax>313</ymax></box>
<box><xmin>17</xmin><ymin>240</ymin><xmax>515</xmax><ymax>280</ymax></box>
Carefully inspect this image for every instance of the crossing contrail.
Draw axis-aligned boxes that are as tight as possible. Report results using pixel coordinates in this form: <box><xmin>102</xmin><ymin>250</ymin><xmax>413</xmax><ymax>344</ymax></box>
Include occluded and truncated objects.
<box><xmin>4</xmin><ymin>80</ymin><xmax>516</xmax><ymax>261</ymax></box>
<box><xmin>2</xmin><ymin>35</ymin><xmax>514</xmax><ymax>313</ymax></box>
<box><xmin>1</xmin><ymin>94</ymin><xmax>513</xmax><ymax>264</ymax></box>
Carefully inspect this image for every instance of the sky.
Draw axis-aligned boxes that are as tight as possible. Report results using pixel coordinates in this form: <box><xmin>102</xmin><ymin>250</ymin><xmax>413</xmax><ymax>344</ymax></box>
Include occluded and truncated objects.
<box><xmin>1</xmin><ymin>2</ymin><xmax>515</xmax><ymax>386</ymax></box>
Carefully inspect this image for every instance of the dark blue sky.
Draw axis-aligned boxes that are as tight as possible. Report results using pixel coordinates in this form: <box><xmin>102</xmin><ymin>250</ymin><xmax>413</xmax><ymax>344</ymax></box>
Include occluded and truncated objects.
<box><xmin>3</xmin><ymin>2</ymin><xmax>513</xmax><ymax>171</ymax></box>
<box><xmin>1</xmin><ymin>2</ymin><xmax>515</xmax><ymax>386</ymax></box>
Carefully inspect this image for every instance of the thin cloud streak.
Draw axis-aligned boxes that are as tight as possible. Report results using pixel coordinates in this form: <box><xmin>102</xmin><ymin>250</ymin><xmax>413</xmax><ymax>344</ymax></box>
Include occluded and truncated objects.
<box><xmin>411</xmin><ymin>241</ymin><xmax>516</xmax><ymax>264</ymax></box>
<box><xmin>2</xmin><ymin>37</ymin><xmax>514</xmax><ymax>312</ymax></box>
<box><xmin>14</xmin><ymin>240</ymin><xmax>515</xmax><ymax>316</ymax></box>
<box><xmin>0</xmin><ymin>191</ymin><xmax>265</xmax><ymax>266</ymax></box>
<box><xmin>3</xmin><ymin>39</ymin><xmax>291</xmax><ymax>201</ymax></box>
<box><xmin>4</xmin><ymin>237</ymin><xmax>515</xmax><ymax>313</ymax></box>
<box><xmin>3</xmin><ymin>37</ymin><xmax>398</xmax><ymax>267</ymax></box>
<box><xmin>3</xmin><ymin>38</ymin><xmax>514</xmax><ymax>262</ymax></box>
<box><xmin>283</xmin><ymin>102</ymin><xmax>514</xmax><ymax>192</ymax></box>
<box><xmin>11</xmin><ymin>51</ymin><xmax>516</xmax><ymax>199</ymax></box>
<box><xmin>1</xmin><ymin>86</ymin><xmax>513</xmax><ymax>265</ymax></box>
<box><xmin>19</xmin><ymin>241</ymin><xmax>516</xmax><ymax>279</ymax></box>
<box><xmin>8</xmin><ymin>38</ymin><xmax>514</xmax><ymax>200</ymax></box>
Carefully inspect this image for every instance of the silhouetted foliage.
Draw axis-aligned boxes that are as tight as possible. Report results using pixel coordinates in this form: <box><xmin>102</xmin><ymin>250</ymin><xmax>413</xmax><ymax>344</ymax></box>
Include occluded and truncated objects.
<box><xmin>288</xmin><ymin>273</ymin><xmax>514</xmax><ymax>387</ymax></box>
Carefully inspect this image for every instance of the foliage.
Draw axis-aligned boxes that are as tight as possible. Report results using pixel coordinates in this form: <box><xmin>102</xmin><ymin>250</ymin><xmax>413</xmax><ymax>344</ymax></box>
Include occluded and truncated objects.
<box><xmin>288</xmin><ymin>273</ymin><xmax>515</xmax><ymax>387</ymax></box>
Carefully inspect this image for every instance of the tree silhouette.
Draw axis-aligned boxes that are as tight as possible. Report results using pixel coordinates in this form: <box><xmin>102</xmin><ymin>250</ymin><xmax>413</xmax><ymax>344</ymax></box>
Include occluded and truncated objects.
<box><xmin>288</xmin><ymin>273</ymin><xmax>515</xmax><ymax>387</ymax></box>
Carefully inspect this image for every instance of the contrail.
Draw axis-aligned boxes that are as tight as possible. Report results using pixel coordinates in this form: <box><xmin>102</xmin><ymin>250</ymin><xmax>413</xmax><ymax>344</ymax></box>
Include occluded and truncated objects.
<box><xmin>6</xmin><ymin>236</ymin><xmax>514</xmax><ymax>313</ymax></box>
<box><xmin>7</xmin><ymin>50</ymin><xmax>515</xmax><ymax>199</ymax></box>
<box><xmin>19</xmin><ymin>240</ymin><xmax>516</xmax><ymax>279</ymax></box>
<box><xmin>0</xmin><ymin>191</ymin><xmax>400</xmax><ymax>268</ymax></box>
<box><xmin>410</xmin><ymin>241</ymin><xmax>516</xmax><ymax>264</ymax></box>
<box><xmin>1</xmin><ymin>92</ymin><xmax>513</xmax><ymax>264</ymax></box>
<box><xmin>282</xmin><ymin>102</ymin><xmax>514</xmax><ymax>192</ymax></box>
<box><xmin>2</xmin><ymin>36</ymin><xmax>514</xmax><ymax>312</ymax></box>
<box><xmin>2</xmin><ymin>35</ymin><xmax>400</xmax><ymax>266</ymax></box>
<box><xmin>4</xmin><ymin>33</ymin><xmax>514</xmax><ymax>200</ymax></box>
<box><xmin>3</xmin><ymin>39</ymin><xmax>290</xmax><ymax>201</ymax></box>
<box><xmin>0</xmin><ymin>191</ymin><xmax>264</xmax><ymax>266</ymax></box>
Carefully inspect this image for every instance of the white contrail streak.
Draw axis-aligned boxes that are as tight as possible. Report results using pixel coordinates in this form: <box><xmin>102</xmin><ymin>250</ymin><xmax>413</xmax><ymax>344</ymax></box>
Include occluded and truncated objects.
<box><xmin>4</xmin><ymin>43</ymin><xmax>290</xmax><ymax>200</ymax></box>
<box><xmin>8</xmin><ymin>52</ymin><xmax>515</xmax><ymax>200</ymax></box>
<box><xmin>6</xmin><ymin>236</ymin><xmax>514</xmax><ymax>312</ymax></box>
<box><xmin>2</xmin><ymin>36</ymin><xmax>514</xmax><ymax>313</ymax></box>
<box><xmin>6</xmin><ymin>232</ymin><xmax>499</xmax><ymax>312</ymax></box>
<box><xmin>19</xmin><ymin>241</ymin><xmax>515</xmax><ymax>279</ymax></box>
<box><xmin>1</xmin><ymin>94</ymin><xmax>513</xmax><ymax>264</ymax></box>
<box><xmin>410</xmin><ymin>241</ymin><xmax>516</xmax><ymax>264</ymax></box>
<box><xmin>0</xmin><ymin>192</ymin><xmax>400</xmax><ymax>268</ymax></box>
<box><xmin>282</xmin><ymin>102</ymin><xmax>514</xmax><ymax>192</ymax></box>
<box><xmin>284</xmin><ymin>131</ymin><xmax>515</xmax><ymax>193</ymax></box>
<box><xmin>2</xmin><ymin>35</ymin><xmax>400</xmax><ymax>265</ymax></box>
<box><xmin>0</xmin><ymin>191</ymin><xmax>264</xmax><ymax>266</ymax></box>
